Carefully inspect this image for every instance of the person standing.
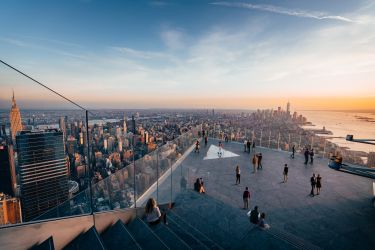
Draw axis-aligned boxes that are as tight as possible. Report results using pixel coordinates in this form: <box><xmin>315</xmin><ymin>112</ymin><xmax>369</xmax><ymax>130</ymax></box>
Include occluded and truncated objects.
<box><xmin>310</xmin><ymin>149</ymin><xmax>314</xmax><ymax>164</ymax></box>
<box><xmin>243</xmin><ymin>187</ymin><xmax>251</xmax><ymax>209</ymax></box>
<box><xmin>247</xmin><ymin>140</ymin><xmax>251</xmax><ymax>153</ymax></box>
<box><xmin>235</xmin><ymin>165</ymin><xmax>241</xmax><ymax>184</ymax></box>
<box><xmin>244</xmin><ymin>140</ymin><xmax>247</xmax><ymax>152</ymax></box>
<box><xmin>204</xmin><ymin>136</ymin><xmax>208</xmax><ymax>147</ymax></box>
<box><xmin>310</xmin><ymin>174</ymin><xmax>316</xmax><ymax>196</ymax></box>
<box><xmin>195</xmin><ymin>140</ymin><xmax>200</xmax><ymax>153</ymax></box>
<box><xmin>291</xmin><ymin>145</ymin><xmax>295</xmax><ymax>159</ymax></box>
<box><xmin>316</xmin><ymin>174</ymin><xmax>322</xmax><ymax>195</ymax></box>
<box><xmin>218</xmin><ymin>141</ymin><xmax>223</xmax><ymax>157</ymax></box>
<box><xmin>304</xmin><ymin>148</ymin><xmax>309</xmax><ymax>164</ymax></box>
<box><xmin>257</xmin><ymin>153</ymin><xmax>263</xmax><ymax>169</ymax></box>
<box><xmin>283</xmin><ymin>164</ymin><xmax>288</xmax><ymax>183</ymax></box>
<box><xmin>252</xmin><ymin>154</ymin><xmax>258</xmax><ymax>173</ymax></box>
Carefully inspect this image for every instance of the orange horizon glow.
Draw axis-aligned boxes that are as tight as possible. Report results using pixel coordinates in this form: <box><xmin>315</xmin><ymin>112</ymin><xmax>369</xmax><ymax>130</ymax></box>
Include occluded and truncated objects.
<box><xmin>0</xmin><ymin>94</ymin><xmax>374</xmax><ymax>111</ymax></box>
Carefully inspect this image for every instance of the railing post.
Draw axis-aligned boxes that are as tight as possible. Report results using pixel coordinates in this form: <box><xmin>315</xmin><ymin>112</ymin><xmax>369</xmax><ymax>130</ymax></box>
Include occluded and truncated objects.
<box><xmin>156</xmin><ymin>145</ymin><xmax>159</xmax><ymax>203</ymax></box>
<box><xmin>288</xmin><ymin>133</ymin><xmax>291</xmax><ymax>151</ymax></box>
<box><xmin>260</xmin><ymin>130</ymin><xmax>263</xmax><ymax>147</ymax></box>
<box><xmin>268</xmin><ymin>131</ymin><xmax>271</xmax><ymax>148</ymax></box>
<box><xmin>133</xmin><ymin>135</ymin><xmax>136</xmax><ymax>209</ymax></box>
<box><xmin>277</xmin><ymin>132</ymin><xmax>280</xmax><ymax>150</ymax></box>
<box><xmin>251</xmin><ymin>129</ymin><xmax>255</xmax><ymax>148</ymax></box>
<box><xmin>85</xmin><ymin>110</ymin><xmax>95</xmax><ymax>225</ymax></box>
<box><xmin>170</xmin><ymin>142</ymin><xmax>173</xmax><ymax>208</ymax></box>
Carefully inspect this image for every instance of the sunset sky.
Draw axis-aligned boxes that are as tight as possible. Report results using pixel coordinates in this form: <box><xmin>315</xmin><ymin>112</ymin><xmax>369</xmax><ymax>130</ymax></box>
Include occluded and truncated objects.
<box><xmin>0</xmin><ymin>0</ymin><xmax>374</xmax><ymax>110</ymax></box>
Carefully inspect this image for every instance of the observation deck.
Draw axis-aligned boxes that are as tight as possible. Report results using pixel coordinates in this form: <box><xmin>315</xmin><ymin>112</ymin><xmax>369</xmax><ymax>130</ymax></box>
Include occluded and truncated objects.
<box><xmin>169</xmin><ymin>138</ymin><xmax>375</xmax><ymax>249</ymax></box>
<box><xmin>0</xmin><ymin>138</ymin><xmax>374</xmax><ymax>250</ymax></box>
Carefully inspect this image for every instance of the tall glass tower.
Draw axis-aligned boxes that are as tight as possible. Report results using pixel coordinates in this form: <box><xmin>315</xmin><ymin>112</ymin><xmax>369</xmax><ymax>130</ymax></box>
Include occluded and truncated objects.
<box><xmin>16</xmin><ymin>129</ymin><xmax>69</xmax><ymax>221</ymax></box>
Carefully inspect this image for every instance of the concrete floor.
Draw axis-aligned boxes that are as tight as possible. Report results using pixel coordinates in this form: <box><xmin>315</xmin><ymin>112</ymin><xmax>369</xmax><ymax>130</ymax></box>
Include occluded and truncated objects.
<box><xmin>166</xmin><ymin>138</ymin><xmax>375</xmax><ymax>249</ymax></box>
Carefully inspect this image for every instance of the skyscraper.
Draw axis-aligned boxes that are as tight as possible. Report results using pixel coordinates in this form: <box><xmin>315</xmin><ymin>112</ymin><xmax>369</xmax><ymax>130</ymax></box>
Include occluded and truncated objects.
<box><xmin>16</xmin><ymin>129</ymin><xmax>69</xmax><ymax>221</ymax></box>
<box><xmin>123</xmin><ymin>113</ymin><xmax>127</xmax><ymax>134</ymax></box>
<box><xmin>0</xmin><ymin>144</ymin><xmax>17</xmax><ymax>196</ymax></box>
<box><xmin>286</xmin><ymin>101</ymin><xmax>291</xmax><ymax>114</ymax></box>
<box><xmin>66</xmin><ymin>136</ymin><xmax>78</xmax><ymax>155</ymax></box>
<box><xmin>132</xmin><ymin>115</ymin><xmax>136</xmax><ymax>134</ymax></box>
<box><xmin>59</xmin><ymin>117</ymin><xmax>66</xmax><ymax>142</ymax></box>
<box><xmin>9</xmin><ymin>91</ymin><xmax>22</xmax><ymax>142</ymax></box>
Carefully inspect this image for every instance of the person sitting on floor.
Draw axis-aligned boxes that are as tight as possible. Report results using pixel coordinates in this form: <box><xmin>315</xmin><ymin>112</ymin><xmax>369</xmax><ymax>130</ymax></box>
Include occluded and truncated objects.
<box><xmin>145</xmin><ymin>198</ymin><xmax>167</xmax><ymax>225</ymax></box>
<box><xmin>249</xmin><ymin>206</ymin><xmax>260</xmax><ymax>224</ymax></box>
<box><xmin>258</xmin><ymin>212</ymin><xmax>270</xmax><ymax>230</ymax></box>
<box><xmin>194</xmin><ymin>178</ymin><xmax>205</xmax><ymax>193</ymax></box>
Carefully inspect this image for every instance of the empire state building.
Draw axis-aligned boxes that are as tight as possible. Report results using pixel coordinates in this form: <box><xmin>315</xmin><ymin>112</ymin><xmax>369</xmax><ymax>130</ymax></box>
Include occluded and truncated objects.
<box><xmin>10</xmin><ymin>91</ymin><xmax>22</xmax><ymax>141</ymax></box>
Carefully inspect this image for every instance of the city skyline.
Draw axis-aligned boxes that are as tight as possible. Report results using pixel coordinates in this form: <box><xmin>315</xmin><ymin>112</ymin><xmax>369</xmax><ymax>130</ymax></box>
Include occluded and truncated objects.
<box><xmin>1</xmin><ymin>2</ymin><xmax>375</xmax><ymax>247</ymax></box>
<box><xmin>1</xmin><ymin>0</ymin><xmax>375</xmax><ymax>109</ymax></box>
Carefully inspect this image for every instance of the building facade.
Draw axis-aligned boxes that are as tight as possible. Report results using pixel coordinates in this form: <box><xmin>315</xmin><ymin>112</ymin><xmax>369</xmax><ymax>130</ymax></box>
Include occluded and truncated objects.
<box><xmin>16</xmin><ymin>130</ymin><xmax>69</xmax><ymax>221</ymax></box>
<box><xmin>0</xmin><ymin>193</ymin><xmax>22</xmax><ymax>225</ymax></box>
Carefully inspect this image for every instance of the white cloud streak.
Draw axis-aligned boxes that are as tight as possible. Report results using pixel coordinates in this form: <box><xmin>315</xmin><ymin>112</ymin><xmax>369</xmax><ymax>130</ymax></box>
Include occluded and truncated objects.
<box><xmin>211</xmin><ymin>2</ymin><xmax>354</xmax><ymax>23</ymax></box>
<box><xmin>160</xmin><ymin>29</ymin><xmax>185</xmax><ymax>50</ymax></box>
<box><xmin>0</xmin><ymin>37</ymin><xmax>87</xmax><ymax>59</ymax></box>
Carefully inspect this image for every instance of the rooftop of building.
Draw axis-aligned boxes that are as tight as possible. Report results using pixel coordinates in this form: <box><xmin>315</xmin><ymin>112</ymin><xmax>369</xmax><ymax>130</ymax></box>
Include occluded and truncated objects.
<box><xmin>1</xmin><ymin>137</ymin><xmax>374</xmax><ymax>250</ymax></box>
<box><xmin>164</xmin><ymin>138</ymin><xmax>375</xmax><ymax>249</ymax></box>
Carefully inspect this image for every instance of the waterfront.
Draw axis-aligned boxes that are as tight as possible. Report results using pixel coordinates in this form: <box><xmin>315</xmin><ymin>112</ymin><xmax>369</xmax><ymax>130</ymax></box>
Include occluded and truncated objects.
<box><xmin>300</xmin><ymin>110</ymin><xmax>375</xmax><ymax>154</ymax></box>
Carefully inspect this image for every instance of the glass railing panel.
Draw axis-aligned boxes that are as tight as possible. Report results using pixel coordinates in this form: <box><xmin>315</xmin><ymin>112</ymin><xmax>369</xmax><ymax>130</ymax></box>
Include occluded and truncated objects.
<box><xmin>253</xmin><ymin>130</ymin><xmax>262</xmax><ymax>148</ymax></box>
<box><xmin>33</xmin><ymin>185</ymin><xmax>91</xmax><ymax>221</ymax></box>
<box><xmin>157</xmin><ymin>142</ymin><xmax>175</xmax><ymax>205</ymax></box>
<box><xmin>92</xmin><ymin>176</ymin><xmax>111</xmax><ymax>212</ymax></box>
<box><xmin>279</xmin><ymin>132</ymin><xmax>289</xmax><ymax>151</ymax></box>
<box><xmin>0</xmin><ymin>64</ymin><xmax>92</xmax><ymax>225</ymax></box>
<box><xmin>135</xmin><ymin>149</ymin><xmax>159</xmax><ymax>206</ymax></box>
<box><xmin>171</xmin><ymin>132</ymin><xmax>195</xmax><ymax>203</ymax></box>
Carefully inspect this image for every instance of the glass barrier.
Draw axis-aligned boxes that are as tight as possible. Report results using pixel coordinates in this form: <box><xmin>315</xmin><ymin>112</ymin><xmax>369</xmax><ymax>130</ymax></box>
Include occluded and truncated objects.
<box><xmin>2</xmin><ymin>78</ymin><xmax>374</xmax><ymax>230</ymax></box>
<box><xmin>1</xmin><ymin>59</ymin><xmax>203</xmax><ymax>227</ymax></box>
<box><xmin>33</xmin><ymin>126</ymin><xmax>199</xmax><ymax>222</ymax></box>
<box><xmin>0</xmin><ymin>63</ymin><xmax>93</xmax><ymax>225</ymax></box>
<box><xmin>204</xmin><ymin>128</ymin><xmax>374</xmax><ymax>169</ymax></box>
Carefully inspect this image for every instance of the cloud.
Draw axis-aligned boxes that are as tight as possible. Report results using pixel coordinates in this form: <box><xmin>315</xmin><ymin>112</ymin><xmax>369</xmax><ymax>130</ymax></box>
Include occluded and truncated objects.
<box><xmin>113</xmin><ymin>47</ymin><xmax>167</xmax><ymax>59</ymax></box>
<box><xmin>0</xmin><ymin>37</ymin><xmax>87</xmax><ymax>59</ymax></box>
<box><xmin>160</xmin><ymin>29</ymin><xmax>185</xmax><ymax>50</ymax></box>
<box><xmin>210</xmin><ymin>2</ymin><xmax>354</xmax><ymax>23</ymax></box>
<box><xmin>0</xmin><ymin>38</ymin><xmax>29</xmax><ymax>47</ymax></box>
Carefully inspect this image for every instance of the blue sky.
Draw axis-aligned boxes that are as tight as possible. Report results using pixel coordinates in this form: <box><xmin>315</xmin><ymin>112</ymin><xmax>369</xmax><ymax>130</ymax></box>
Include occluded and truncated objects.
<box><xmin>0</xmin><ymin>0</ymin><xmax>374</xmax><ymax>109</ymax></box>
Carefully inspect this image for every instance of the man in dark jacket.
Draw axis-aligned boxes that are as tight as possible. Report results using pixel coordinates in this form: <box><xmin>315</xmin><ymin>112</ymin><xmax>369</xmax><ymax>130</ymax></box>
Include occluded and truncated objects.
<box><xmin>310</xmin><ymin>174</ymin><xmax>316</xmax><ymax>196</ymax></box>
<box><xmin>304</xmin><ymin>148</ymin><xmax>309</xmax><ymax>164</ymax></box>
<box><xmin>250</xmin><ymin>206</ymin><xmax>260</xmax><ymax>224</ymax></box>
